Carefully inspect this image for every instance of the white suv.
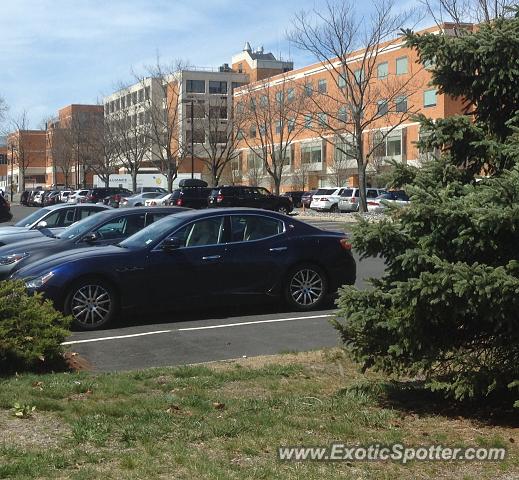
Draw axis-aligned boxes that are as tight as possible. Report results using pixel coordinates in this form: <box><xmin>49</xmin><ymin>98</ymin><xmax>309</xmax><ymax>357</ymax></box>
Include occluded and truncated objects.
<box><xmin>310</xmin><ymin>188</ymin><xmax>346</xmax><ymax>212</ymax></box>
<box><xmin>339</xmin><ymin>188</ymin><xmax>386</xmax><ymax>212</ymax></box>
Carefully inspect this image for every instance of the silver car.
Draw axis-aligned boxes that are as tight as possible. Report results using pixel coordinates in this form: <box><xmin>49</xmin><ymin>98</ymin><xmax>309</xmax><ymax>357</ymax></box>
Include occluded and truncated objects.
<box><xmin>119</xmin><ymin>192</ymin><xmax>164</xmax><ymax>208</ymax></box>
<box><xmin>338</xmin><ymin>188</ymin><xmax>387</xmax><ymax>212</ymax></box>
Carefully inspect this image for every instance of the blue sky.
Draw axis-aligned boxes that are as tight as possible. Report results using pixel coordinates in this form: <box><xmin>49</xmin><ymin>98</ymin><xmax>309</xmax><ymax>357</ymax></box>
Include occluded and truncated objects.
<box><xmin>0</xmin><ymin>0</ymin><xmax>422</xmax><ymax>129</ymax></box>
<box><xmin>0</xmin><ymin>0</ymin><xmax>320</xmax><ymax>128</ymax></box>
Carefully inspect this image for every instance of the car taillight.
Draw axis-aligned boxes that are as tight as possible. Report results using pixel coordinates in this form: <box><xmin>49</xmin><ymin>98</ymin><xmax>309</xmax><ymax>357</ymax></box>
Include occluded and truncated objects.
<box><xmin>367</xmin><ymin>201</ymin><xmax>378</xmax><ymax>206</ymax></box>
<box><xmin>176</xmin><ymin>198</ymin><xmax>183</xmax><ymax>206</ymax></box>
<box><xmin>339</xmin><ymin>238</ymin><xmax>352</xmax><ymax>250</ymax></box>
<box><xmin>216</xmin><ymin>194</ymin><xmax>224</xmax><ymax>203</ymax></box>
<box><xmin>349</xmin><ymin>198</ymin><xmax>356</xmax><ymax>203</ymax></box>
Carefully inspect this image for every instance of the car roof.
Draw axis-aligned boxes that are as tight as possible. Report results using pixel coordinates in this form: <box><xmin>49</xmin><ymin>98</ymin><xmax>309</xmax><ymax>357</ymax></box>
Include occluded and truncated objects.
<box><xmin>163</xmin><ymin>207</ymin><xmax>293</xmax><ymax>222</ymax></box>
<box><xmin>40</xmin><ymin>203</ymin><xmax>110</xmax><ymax>211</ymax></box>
<box><xmin>86</xmin><ymin>206</ymin><xmax>189</xmax><ymax>218</ymax></box>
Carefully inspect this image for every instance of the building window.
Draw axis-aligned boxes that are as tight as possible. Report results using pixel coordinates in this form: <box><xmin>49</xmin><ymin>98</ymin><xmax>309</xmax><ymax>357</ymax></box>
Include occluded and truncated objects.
<box><xmin>237</xmin><ymin>129</ymin><xmax>245</xmax><ymax>139</ymax></box>
<box><xmin>131</xmin><ymin>92</ymin><xmax>137</xmax><ymax>105</ymax></box>
<box><xmin>115</xmin><ymin>99</ymin><xmax>120</xmax><ymax>111</ymax></box>
<box><xmin>249</xmin><ymin>124</ymin><xmax>256</xmax><ymax>138</ymax></box>
<box><xmin>396</xmin><ymin>57</ymin><xmax>408</xmax><ymax>75</ymax></box>
<box><xmin>138</xmin><ymin>89</ymin><xmax>144</xmax><ymax>102</ymax></box>
<box><xmin>287</xmin><ymin>88</ymin><xmax>295</xmax><ymax>102</ymax></box>
<box><xmin>250</xmin><ymin>98</ymin><xmax>257</xmax><ymax>110</ymax></box>
<box><xmin>145</xmin><ymin>111</ymin><xmax>151</xmax><ymax>124</ymax></box>
<box><xmin>288</xmin><ymin>118</ymin><xmax>295</xmax><ymax>133</ymax></box>
<box><xmin>275</xmin><ymin>121</ymin><xmax>282</xmax><ymax>134</ymax></box>
<box><xmin>259</xmin><ymin>125</ymin><xmax>266</xmax><ymax>136</ymax></box>
<box><xmin>236</xmin><ymin>102</ymin><xmax>244</xmax><ymax>114</ymax></box>
<box><xmin>301</xmin><ymin>144</ymin><xmax>322</xmax><ymax>164</ymax></box>
<box><xmin>126</xmin><ymin>93</ymin><xmax>131</xmax><ymax>106</ymax></box>
<box><xmin>338</xmin><ymin>74</ymin><xmax>346</xmax><ymax>88</ymax></box>
<box><xmin>424</xmin><ymin>89</ymin><xmax>437</xmax><ymax>107</ymax></box>
<box><xmin>138</xmin><ymin>112</ymin><xmax>144</xmax><ymax>125</ymax></box>
<box><xmin>247</xmin><ymin>151</ymin><xmax>263</xmax><ymax>171</ymax></box>
<box><xmin>232</xmin><ymin>82</ymin><xmax>244</xmax><ymax>91</ymax></box>
<box><xmin>377</xmin><ymin>99</ymin><xmax>389</xmax><ymax>115</ymax></box>
<box><xmin>209</xmin><ymin>81</ymin><xmax>228</xmax><ymax>94</ymax></box>
<box><xmin>304</xmin><ymin>114</ymin><xmax>312</xmax><ymax>129</ymax></box>
<box><xmin>104</xmin><ymin>104</ymin><xmax>109</xmax><ymax>115</ymax></box>
<box><xmin>377</xmin><ymin>62</ymin><xmax>388</xmax><ymax>78</ymax></box>
<box><xmin>260</xmin><ymin>95</ymin><xmax>268</xmax><ymax>107</ymax></box>
<box><xmin>338</xmin><ymin>106</ymin><xmax>347</xmax><ymax>122</ymax></box>
<box><xmin>275</xmin><ymin>91</ymin><xmax>284</xmax><ymax>104</ymax></box>
<box><xmin>386</xmin><ymin>130</ymin><xmax>402</xmax><ymax>157</ymax></box>
<box><xmin>354</xmin><ymin>68</ymin><xmax>364</xmax><ymax>84</ymax></box>
<box><xmin>187</xmin><ymin>129</ymin><xmax>205</xmax><ymax>144</ymax></box>
<box><xmin>395</xmin><ymin>96</ymin><xmax>407</xmax><ymax>113</ymax></box>
<box><xmin>304</xmin><ymin>82</ymin><xmax>313</xmax><ymax>96</ymax></box>
<box><xmin>187</xmin><ymin>102</ymin><xmax>205</xmax><ymax>119</ymax></box>
<box><xmin>335</xmin><ymin>140</ymin><xmax>356</xmax><ymax>161</ymax></box>
<box><xmin>209</xmin><ymin>106</ymin><xmax>227</xmax><ymax>119</ymax></box>
<box><xmin>186</xmin><ymin>80</ymin><xmax>206</xmax><ymax>94</ymax></box>
<box><xmin>318</xmin><ymin>79</ymin><xmax>327</xmax><ymax>93</ymax></box>
<box><xmin>317</xmin><ymin>112</ymin><xmax>327</xmax><ymax>128</ymax></box>
<box><xmin>120</xmin><ymin>97</ymin><xmax>125</xmax><ymax>109</ymax></box>
<box><xmin>145</xmin><ymin>86</ymin><xmax>150</xmax><ymax>100</ymax></box>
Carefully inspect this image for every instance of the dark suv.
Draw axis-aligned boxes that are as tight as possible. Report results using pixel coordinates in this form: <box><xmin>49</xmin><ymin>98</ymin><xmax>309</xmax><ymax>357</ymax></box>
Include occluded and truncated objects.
<box><xmin>84</xmin><ymin>187</ymin><xmax>133</xmax><ymax>204</ymax></box>
<box><xmin>208</xmin><ymin>186</ymin><xmax>293</xmax><ymax>214</ymax></box>
<box><xmin>168</xmin><ymin>187</ymin><xmax>212</xmax><ymax>208</ymax></box>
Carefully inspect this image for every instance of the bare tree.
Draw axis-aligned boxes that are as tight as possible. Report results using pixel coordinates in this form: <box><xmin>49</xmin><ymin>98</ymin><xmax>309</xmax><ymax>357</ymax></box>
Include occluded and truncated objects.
<box><xmin>235</xmin><ymin>76</ymin><xmax>307</xmax><ymax>194</ymax></box>
<box><xmin>84</xmin><ymin>115</ymin><xmax>119</xmax><ymax>188</ymax></box>
<box><xmin>134</xmin><ymin>59</ymin><xmax>188</xmax><ymax>192</ymax></box>
<box><xmin>244</xmin><ymin>148</ymin><xmax>265</xmax><ymax>187</ymax></box>
<box><xmin>329</xmin><ymin>143</ymin><xmax>352</xmax><ymax>187</ymax></box>
<box><xmin>289</xmin><ymin>0</ymin><xmax>421</xmax><ymax>211</ymax></box>
<box><xmin>110</xmin><ymin>84</ymin><xmax>152</xmax><ymax>192</ymax></box>
<box><xmin>0</xmin><ymin>95</ymin><xmax>7</xmax><ymax>131</ymax></box>
<box><xmin>47</xmin><ymin>121</ymin><xmax>74</xmax><ymax>188</ymax></box>
<box><xmin>8</xmin><ymin>110</ymin><xmax>31</xmax><ymax>192</ymax></box>
<box><xmin>420</xmin><ymin>0</ymin><xmax>515</xmax><ymax>27</ymax></box>
<box><xmin>195</xmin><ymin>97</ymin><xmax>241</xmax><ymax>187</ymax></box>
<box><xmin>291</xmin><ymin>160</ymin><xmax>312</xmax><ymax>191</ymax></box>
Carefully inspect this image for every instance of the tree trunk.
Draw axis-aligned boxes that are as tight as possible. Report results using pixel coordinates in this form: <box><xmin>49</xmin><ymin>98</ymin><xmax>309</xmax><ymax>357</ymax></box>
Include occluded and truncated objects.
<box><xmin>211</xmin><ymin>163</ymin><xmax>218</xmax><ymax>187</ymax></box>
<box><xmin>273</xmin><ymin>176</ymin><xmax>281</xmax><ymax>195</ymax></box>
<box><xmin>131</xmin><ymin>170</ymin><xmax>138</xmax><ymax>193</ymax></box>
<box><xmin>167</xmin><ymin>171</ymin><xmax>174</xmax><ymax>193</ymax></box>
<box><xmin>104</xmin><ymin>176</ymin><xmax>110</xmax><ymax>188</ymax></box>
<box><xmin>358</xmin><ymin>162</ymin><xmax>368</xmax><ymax>213</ymax></box>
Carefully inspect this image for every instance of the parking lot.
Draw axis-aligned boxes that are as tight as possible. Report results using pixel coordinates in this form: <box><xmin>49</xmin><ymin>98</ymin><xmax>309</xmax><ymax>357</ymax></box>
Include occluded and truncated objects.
<box><xmin>6</xmin><ymin>204</ymin><xmax>385</xmax><ymax>371</ymax></box>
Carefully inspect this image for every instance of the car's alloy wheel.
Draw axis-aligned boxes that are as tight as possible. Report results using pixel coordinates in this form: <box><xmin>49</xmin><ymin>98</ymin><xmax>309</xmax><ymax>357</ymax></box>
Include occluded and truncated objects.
<box><xmin>277</xmin><ymin>205</ymin><xmax>289</xmax><ymax>215</ymax></box>
<box><xmin>330</xmin><ymin>204</ymin><xmax>339</xmax><ymax>213</ymax></box>
<box><xmin>285</xmin><ymin>265</ymin><xmax>327</xmax><ymax>310</ymax></box>
<box><xmin>66</xmin><ymin>280</ymin><xmax>117</xmax><ymax>330</ymax></box>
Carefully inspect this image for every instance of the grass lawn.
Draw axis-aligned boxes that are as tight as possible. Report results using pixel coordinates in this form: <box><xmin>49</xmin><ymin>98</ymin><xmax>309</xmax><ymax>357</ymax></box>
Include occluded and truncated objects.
<box><xmin>0</xmin><ymin>349</ymin><xmax>517</xmax><ymax>479</ymax></box>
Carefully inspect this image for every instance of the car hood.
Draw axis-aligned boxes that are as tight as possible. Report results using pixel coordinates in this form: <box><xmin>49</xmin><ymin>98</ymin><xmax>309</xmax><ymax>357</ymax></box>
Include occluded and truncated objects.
<box><xmin>0</xmin><ymin>236</ymin><xmax>58</xmax><ymax>256</ymax></box>
<box><xmin>12</xmin><ymin>244</ymin><xmax>131</xmax><ymax>280</ymax></box>
<box><xmin>0</xmin><ymin>226</ymin><xmax>30</xmax><ymax>234</ymax></box>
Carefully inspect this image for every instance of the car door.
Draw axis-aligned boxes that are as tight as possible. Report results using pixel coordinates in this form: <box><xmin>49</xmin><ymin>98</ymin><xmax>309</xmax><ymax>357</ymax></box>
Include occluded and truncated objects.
<box><xmin>223</xmin><ymin>214</ymin><xmax>287</xmax><ymax>295</ymax></box>
<box><xmin>88</xmin><ymin>213</ymin><xmax>147</xmax><ymax>246</ymax></box>
<box><xmin>147</xmin><ymin>215</ymin><xmax>231</xmax><ymax>307</ymax></box>
<box><xmin>237</xmin><ymin>187</ymin><xmax>256</xmax><ymax>207</ymax></box>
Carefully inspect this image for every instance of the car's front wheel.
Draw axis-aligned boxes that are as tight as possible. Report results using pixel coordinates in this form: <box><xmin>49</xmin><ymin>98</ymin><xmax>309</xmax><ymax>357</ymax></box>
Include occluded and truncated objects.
<box><xmin>65</xmin><ymin>278</ymin><xmax>118</xmax><ymax>330</ymax></box>
<box><xmin>330</xmin><ymin>204</ymin><xmax>339</xmax><ymax>213</ymax></box>
<box><xmin>277</xmin><ymin>205</ymin><xmax>289</xmax><ymax>215</ymax></box>
<box><xmin>284</xmin><ymin>264</ymin><xmax>327</xmax><ymax>311</ymax></box>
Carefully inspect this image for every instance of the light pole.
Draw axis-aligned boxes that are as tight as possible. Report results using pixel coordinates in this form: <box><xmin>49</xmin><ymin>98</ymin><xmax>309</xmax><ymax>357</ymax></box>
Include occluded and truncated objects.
<box><xmin>10</xmin><ymin>142</ymin><xmax>14</xmax><ymax>203</ymax></box>
<box><xmin>182</xmin><ymin>98</ymin><xmax>195</xmax><ymax>179</ymax></box>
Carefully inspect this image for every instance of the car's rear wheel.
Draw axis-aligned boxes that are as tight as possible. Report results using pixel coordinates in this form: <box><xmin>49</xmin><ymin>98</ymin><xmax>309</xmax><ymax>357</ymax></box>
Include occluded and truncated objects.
<box><xmin>65</xmin><ymin>278</ymin><xmax>118</xmax><ymax>330</ymax></box>
<box><xmin>277</xmin><ymin>205</ymin><xmax>289</xmax><ymax>215</ymax></box>
<box><xmin>284</xmin><ymin>264</ymin><xmax>327</xmax><ymax>311</ymax></box>
<box><xmin>330</xmin><ymin>203</ymin><xmax>339</xmax><ymax>213</ymax></box>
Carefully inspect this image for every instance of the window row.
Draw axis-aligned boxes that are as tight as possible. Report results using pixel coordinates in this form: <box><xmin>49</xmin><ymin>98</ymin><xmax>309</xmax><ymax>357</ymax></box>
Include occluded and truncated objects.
<box><xmin>106</xmin><ymin>87</ymin><xmax>150</xmax><ymax>114</ymax></box>
<box><xmin>186</xmin><ymin>80</ymin><xmax>244</xmax><ymax>95</ymax></box>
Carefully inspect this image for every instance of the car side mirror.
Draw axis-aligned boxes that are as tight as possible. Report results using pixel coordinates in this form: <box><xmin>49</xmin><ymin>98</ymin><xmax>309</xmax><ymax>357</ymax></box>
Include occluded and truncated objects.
<box><xmin>82</xmin><ymin>232</ymin><xmax>98</xmax><ymax>243</ymax></box>
<box><xmin>162</xmin><ymin>237</ymin><xmax>182</xmax><ymax>252</ymax></box>
<box><xmin>35</xmin><ymin>220</ymin><xmax>48</xmax><ymax>229</ymax></box>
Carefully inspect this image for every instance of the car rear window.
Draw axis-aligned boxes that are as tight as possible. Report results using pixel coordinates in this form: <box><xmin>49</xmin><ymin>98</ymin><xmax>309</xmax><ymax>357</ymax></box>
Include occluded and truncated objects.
<box><xmin>341</xmin><ymin>189</ymin><xmax>354</xmax><ymax>197</ymax></box>
<box><xmin>315</xmin><ymin>189</ymin><xmax>336</xmax><ymax>195</ymax></box>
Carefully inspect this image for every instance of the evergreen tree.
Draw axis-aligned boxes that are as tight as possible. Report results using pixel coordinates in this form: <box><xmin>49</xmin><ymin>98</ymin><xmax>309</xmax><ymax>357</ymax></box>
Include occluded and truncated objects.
<box><xmin>335</xmin><ymin>10</ymin><xmax>519</xmax><ymax>407</ymax></box>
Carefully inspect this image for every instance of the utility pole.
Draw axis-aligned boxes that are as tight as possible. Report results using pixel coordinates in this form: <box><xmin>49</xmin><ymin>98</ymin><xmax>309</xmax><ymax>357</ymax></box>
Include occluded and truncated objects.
<box><xmin>10</xmin><ymin>142</ymin><xmax>14</xmax><ymax>203</ymax></box>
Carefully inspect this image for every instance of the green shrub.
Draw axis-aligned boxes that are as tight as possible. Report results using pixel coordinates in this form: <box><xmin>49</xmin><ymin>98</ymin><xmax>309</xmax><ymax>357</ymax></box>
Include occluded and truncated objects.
<box><xmin>0</xmin><ymin>280</ymin><xmax>71</xmax><ymax>374</ymax></box>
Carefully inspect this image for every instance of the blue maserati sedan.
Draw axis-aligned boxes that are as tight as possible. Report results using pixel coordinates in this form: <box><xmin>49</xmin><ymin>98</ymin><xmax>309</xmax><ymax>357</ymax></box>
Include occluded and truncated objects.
<box><xmin>12</xmin><ymin>208</ymin><xmax>356</xmax><ymax>330</ymax></box>
<box><xmin>0</xmin><ymin>207</ymin><xmax>188</xmax><ymax>280</ymax></box>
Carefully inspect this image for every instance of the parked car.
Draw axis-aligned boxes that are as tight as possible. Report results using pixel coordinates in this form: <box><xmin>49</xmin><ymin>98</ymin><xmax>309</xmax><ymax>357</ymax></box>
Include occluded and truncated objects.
<box><xmin>103</xmin><ymin>191</ymin><xmax>134</xmax><ymax>208</ymax></box>
<box><xmin>167</xmin><ymin>181</ymin><xmax>212</xmax><ymax>209</ymax></box>
<box><xmin>13</xmin><ymin>208</ymin><xmax>356</xmax><ymax>329</ymax></box>
<box><xmin>281</xmin><ymin>191</ymin><xmax>305</xmax><ymax>208</ymax></box>
<box><xmin>145</xmin><ymin>193</ymin><xmax>174</xmax><ymax>206</ymax></box>
<box><xmin>32</xmin><ymin>190</ymin><xmax>46</xmax><ymax>206</ymax></box>
<box><xmin>83</xmin><ymin>187</ymin><xmax>133</xmax><ymax>204</ymax></box>
<box><xmin>0</xmin><ymin>207</ymin><xmax>188</xmax><ymax>280</ymax></box>
<box><xmin>135</xmin><ymin>186</ymin><xmax>168</xmax><ymax>194</ymax></box>
<box><xmin>310</xmin><ymin>188</ymin><xmax>348</xmax><ymax>212</ymax></box>
<box><xmin>0</xmin><ymin>204</ymin><xmax>110</xmax><ymax>246</ymax></box>
<box><xmin>338</xmin><ymin>188</ymin><xmax>387</xmax><ymax>212</ymax></box>
<box><xmin>0</xmin><ymin>196</ymin><xmax>12</xmax><ymax>223</ymax></box>
<box><xmin>367</xmin><ymin>190</ymin><xmax>410</xmax><ymax>212</ymax></box>
<box><xmin>67</xmin><ymin>190</ymin><xmax>90</xmax><ymax>204</ymax></box>
<box><xmin>301</xmin><ymin>190</ymin><xmax>317</xmax><ymax>209</ymax></box>
<box><xmin>20</xmin><ymin>190</ymin><xmax>35</xmax><ymax>206</ymax></box>
<box><xmin>60</xmin><ymin>190</ymin><xmax>72</xmax><ymax>203</ymax></box>
<box><xmin>119</xmin><ymin>192</ymin><xmax>162</xmax><ymax>208</ymax></box>
<box><xmin>42</xmin><ymin>191</ymin><xmax>62</xmax><ymax>206</ymax></box>
<box><xmin>208</xmin><ymin>186</ymin><xmax>293</xmax><ymax>214</ymax></box>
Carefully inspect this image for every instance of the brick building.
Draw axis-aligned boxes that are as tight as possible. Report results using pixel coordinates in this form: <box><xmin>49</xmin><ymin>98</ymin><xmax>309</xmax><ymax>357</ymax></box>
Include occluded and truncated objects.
<box><xmin>7</xmin><ymin>130</ymin><xmax>46</xmax><ymax>192</ymax></box>
<box><xmin>232</xmin><ymin>24</ymin><xmax>471</xmax><ymax>191</ymax></box>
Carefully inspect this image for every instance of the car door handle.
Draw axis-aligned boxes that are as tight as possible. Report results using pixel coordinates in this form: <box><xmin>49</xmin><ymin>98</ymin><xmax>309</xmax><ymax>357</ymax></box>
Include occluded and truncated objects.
<box><xmin>269</xmin><ymin>247</ymin><xmax>288</xmax><ymax>252</ymax></box>
<box><xmin>202</xmin><ymin>255</ymin><xmax>222</xmax><ymax>260</ymax></box>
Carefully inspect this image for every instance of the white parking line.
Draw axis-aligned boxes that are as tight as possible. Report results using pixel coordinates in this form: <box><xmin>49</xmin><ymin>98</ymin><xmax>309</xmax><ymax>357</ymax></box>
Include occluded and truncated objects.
<box><xmin>61</xmin><ymin>314</ymin><xmax>334</xmax><ymax>345</ymax></box>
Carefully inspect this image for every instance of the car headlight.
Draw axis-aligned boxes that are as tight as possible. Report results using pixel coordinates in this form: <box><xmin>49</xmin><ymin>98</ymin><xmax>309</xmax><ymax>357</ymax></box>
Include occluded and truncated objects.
<box><xmin>25</xmin><ymin>271</ymin><xmax>54</xmax><ymax>289</ymax></box>
<box><xmin>0</xmin><ymin>253</ymin><xmax>29</xmax><ymax>265</ymax></box>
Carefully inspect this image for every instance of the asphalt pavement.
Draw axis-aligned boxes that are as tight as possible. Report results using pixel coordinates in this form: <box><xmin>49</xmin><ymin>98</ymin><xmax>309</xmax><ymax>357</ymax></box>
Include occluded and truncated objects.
<box><xmin>6</xmin><ymin>204</ymin><xmax>385</xmax><ymax>372</ymax></box>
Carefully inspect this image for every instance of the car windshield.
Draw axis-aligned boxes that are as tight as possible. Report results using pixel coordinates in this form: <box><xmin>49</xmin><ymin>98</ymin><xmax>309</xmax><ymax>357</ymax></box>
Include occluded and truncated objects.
<box><xmin>14</xmin><ymin>208</ymin><xmax>50</xmax><ymax>227</ymax></box>
<box><xmin>55</xmin><ymin>213</ymin><xmax>104</xmax><ymax>240</ymax></box>
<box><xmin>119</xmin><ymin>216</ymin><xmax>185</xmax><ymax>249</ymax></box>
